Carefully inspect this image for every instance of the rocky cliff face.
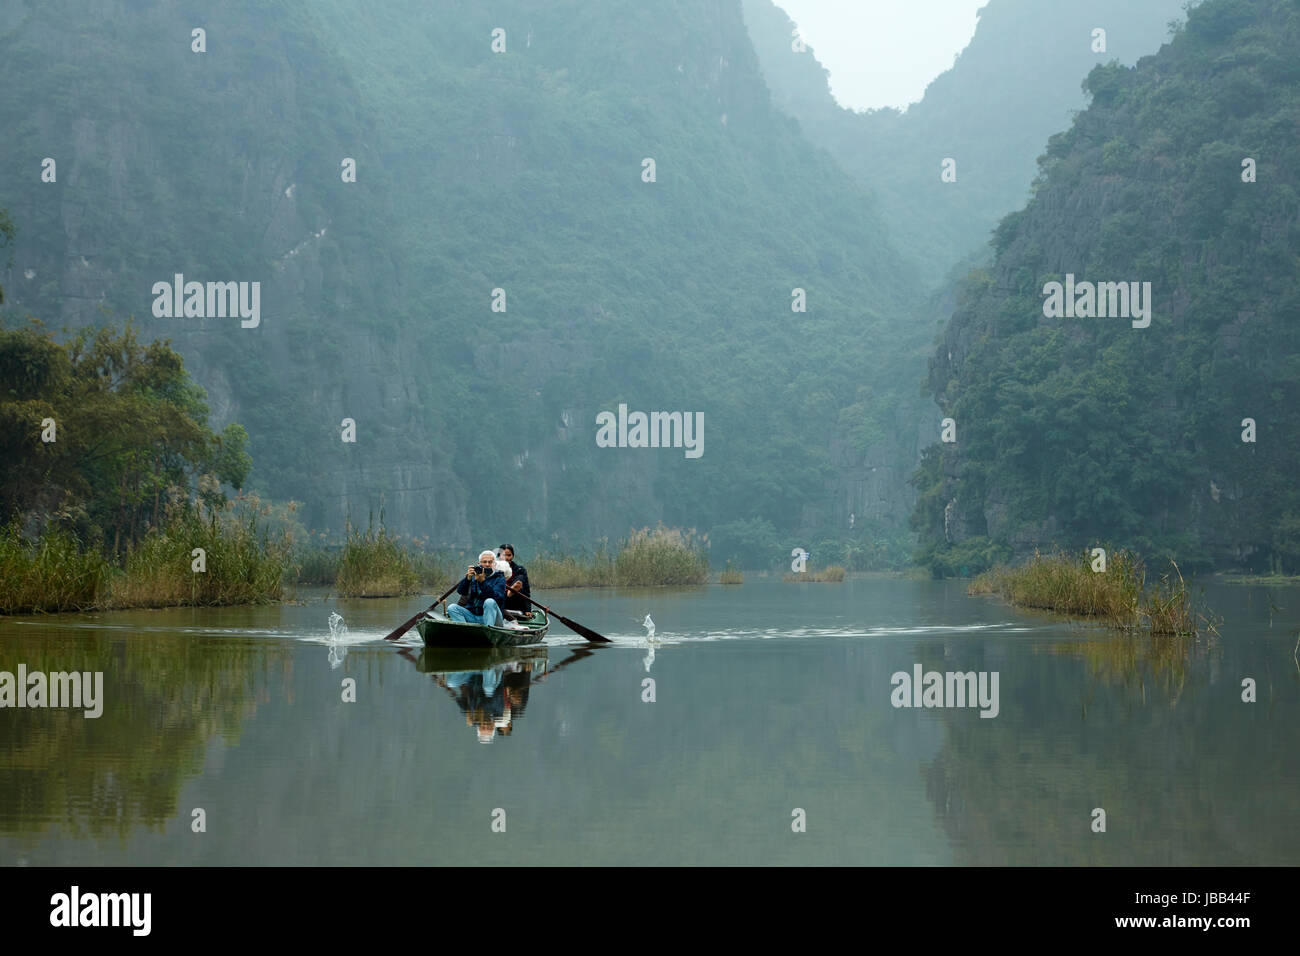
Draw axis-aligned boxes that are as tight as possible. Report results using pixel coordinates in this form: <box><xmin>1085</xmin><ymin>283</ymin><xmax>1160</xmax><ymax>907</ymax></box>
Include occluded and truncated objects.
<box><xmin>1</xmin><ymin>0</ymin><xmax>928</xmax><ymax>554</ymax></box>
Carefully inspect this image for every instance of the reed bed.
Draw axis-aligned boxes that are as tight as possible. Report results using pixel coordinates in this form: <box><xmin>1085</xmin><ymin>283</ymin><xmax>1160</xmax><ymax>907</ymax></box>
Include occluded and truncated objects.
<box><xmin>615</xmin><ymin>526</ymin><xmax>708</xmax><ymax>586</ymax></box>
<box><xmin>334</xmin><ymin>522</ymin><xmax>420</xmax><ymax>597</ymax></box>
<box><xmin>0</xmin><ymin>522</ymin><xmax>109</xmax><ymax>614</ymax></box>
<box><xmin>108</xmin><ymin>507</ymin><xmax>289</xmax><ymax>608</ymax></box>
<box><xmin>970</xmin><ymin>548</ymin><xmax>1207</xmax><ymax>635</ymax></box>
<box><xmin>1143</xmin><ymin>562</ymin><xmax>1199</xmax><ymax>636</ymax></box>
<box><xmin>1</xmin><ymin>505</ymin><xmax>289</xmax><ymax>613</ymax></box>
<box><xmin>529</xmin><ymin>526</ymin><xmax>707</xmax><ymax>588</ymax></box>
<box><xmin>530</xmin><ymin>548</ymin><xmax>615</xmax><ymax>588</ymax></box>
<box><xmin>783</xmin><ymin>564</ymin><xmax>847</xmax><ymax>582</ymax></box>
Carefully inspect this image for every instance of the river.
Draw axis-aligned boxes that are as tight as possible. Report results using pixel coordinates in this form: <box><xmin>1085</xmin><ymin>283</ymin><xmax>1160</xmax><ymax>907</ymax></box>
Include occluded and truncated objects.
<box><xmin>1</xmin><ymin>577</ymin><xmax>1297</xmax><ymax>865</ymax></box>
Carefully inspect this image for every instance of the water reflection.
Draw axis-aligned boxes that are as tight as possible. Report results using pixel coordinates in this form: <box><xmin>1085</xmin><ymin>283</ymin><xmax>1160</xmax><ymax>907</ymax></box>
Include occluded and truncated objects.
<box><xmin>397</xmin><ymin>645</ymin><xmax>598</xmax><ymax>743</ymax></box>
<box><xmin>1041</xmin><ymin>630</ymin><xmax>1218</xmax><ymax>711</ymax></box>
<box><xmin>0</xmin><ymin>630</ymin><xmax>291</xmax><ymax>838</ymax></box>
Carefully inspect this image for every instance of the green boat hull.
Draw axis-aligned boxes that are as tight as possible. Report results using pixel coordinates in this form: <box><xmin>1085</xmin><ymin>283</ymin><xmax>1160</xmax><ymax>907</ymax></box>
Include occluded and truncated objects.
<box><xmin>415</xmin><ymin>608</ymin><xmax>549</xmax><ymax>648</ymax></box>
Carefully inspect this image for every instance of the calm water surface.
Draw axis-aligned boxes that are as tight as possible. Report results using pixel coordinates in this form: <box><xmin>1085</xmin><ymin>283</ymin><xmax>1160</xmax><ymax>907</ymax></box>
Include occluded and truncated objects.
<box><xmin>1</xmin><ymin>578</ymin><xmax>1297</xmax><ymax>865</ymax></box>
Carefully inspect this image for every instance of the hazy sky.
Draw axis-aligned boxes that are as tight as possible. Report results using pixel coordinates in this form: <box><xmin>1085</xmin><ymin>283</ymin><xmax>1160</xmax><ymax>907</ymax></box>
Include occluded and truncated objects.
<box><xmin>776</xmin><ymin>0</ymin><xmax>987</xmax><ymax>111</ymax></box>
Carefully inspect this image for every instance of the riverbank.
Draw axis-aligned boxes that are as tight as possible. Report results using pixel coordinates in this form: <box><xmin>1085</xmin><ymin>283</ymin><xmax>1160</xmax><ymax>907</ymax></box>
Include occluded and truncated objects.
<box><xmin>292</xmin><ymin>525</ymin><xmax>710</xmax><ymax>595</ymax></box>
<box><xmin>528</xmin><ymin>527</ymin><xmax>709</xmax><ymax>588</ymax></box>
<box><xmin>0</xmin><ymin>507</ymin><xmax>289</xmax><ymax>614</ymax></box>
<box><xmin>1</xmin><ymin>520</ymin><xmax>717</xmax><ymax>615</ymax></box>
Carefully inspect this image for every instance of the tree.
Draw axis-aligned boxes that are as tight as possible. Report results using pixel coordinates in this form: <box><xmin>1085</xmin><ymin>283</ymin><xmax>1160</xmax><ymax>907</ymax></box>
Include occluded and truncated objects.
<box><xmin>0</xmin><ymin>321</ymin><xmax>256</xmax><ymax>554</ymax></box>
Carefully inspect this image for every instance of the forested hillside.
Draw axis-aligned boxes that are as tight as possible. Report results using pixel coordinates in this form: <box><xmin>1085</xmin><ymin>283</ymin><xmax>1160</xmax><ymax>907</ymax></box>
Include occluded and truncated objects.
<box><xmin>0</xmin><ymin>0</ymin><xmax>933</xmax><ymax>564</ymax></box>
<box><xmin>911</xmin><ymin>0</ymin><xmax>1300</xmax><ymax>574</ymax></box>
<box><xmin>5</xmin><ymin>0</ymin><xmax>1296</xmax><ymax>575</ymax></box>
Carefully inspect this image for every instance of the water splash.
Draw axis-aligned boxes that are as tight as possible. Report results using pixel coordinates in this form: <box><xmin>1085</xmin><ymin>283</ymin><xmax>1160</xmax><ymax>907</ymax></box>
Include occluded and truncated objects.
<box><xmin>642</xmin><ymin>614</ymin><xmax>658</xmax><ymax>671</ymax></box>
<box><xmin>327</xmin><ymin>612</ymin><xmax>348</xmax><ymax>669</ymax></box>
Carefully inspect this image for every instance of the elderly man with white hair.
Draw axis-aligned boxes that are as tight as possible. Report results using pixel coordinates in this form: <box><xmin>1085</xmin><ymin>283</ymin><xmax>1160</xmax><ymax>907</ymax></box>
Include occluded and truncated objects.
<box><xmin>448</xmin><ymin>549</ymin><xmax>509</xmax><ymax>628</ymax></box>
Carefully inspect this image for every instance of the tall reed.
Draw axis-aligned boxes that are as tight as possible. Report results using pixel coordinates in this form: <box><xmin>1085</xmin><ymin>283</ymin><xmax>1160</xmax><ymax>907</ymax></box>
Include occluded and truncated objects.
<box><xmin>971</xmin><ymin>548</ymin><xmax>1207</xmax><ymax>635</ymax></box>
<box><xmin>0</xmin><ymin>521</ymin><xmax>109</xmax><ymax>613</ymax></box>
<box><xmin>108</xmin><ymin>504</ymin><xmax>289</xmax><ymax>608</ymax></box>
<box><xmin>614</xmin><ymin>526</ymin><xmax>708</xmax><ymax>586</ymax></box>
<box><xmin>334</xmin><ymin>521</ymin><xmax>419</xmax><ymax>597</ymax></box>
<box><xmin>783</xmin><ymin>564</ymin><xmax>847</xmax><ymax>582</ymax></box>
<box><xmin>529</xmin><ymin>526</ymin><xmax>707</xmax><ymax>588</ymax></box>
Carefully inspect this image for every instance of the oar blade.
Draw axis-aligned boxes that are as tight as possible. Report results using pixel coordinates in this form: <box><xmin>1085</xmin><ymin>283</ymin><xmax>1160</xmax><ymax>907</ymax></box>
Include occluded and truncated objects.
<box><xmin>383</xmin><ymin>582</ymin><xmax>461</xmax><ymax>642</ymax></box>
<box><xmin>382</xmin><ymin>612</ymin><xmax>422</xmax><ymax>642</ymax></box>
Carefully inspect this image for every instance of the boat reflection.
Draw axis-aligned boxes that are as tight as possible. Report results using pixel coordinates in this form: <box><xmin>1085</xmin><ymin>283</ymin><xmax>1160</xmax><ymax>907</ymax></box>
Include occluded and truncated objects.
<box><xmin>397</xmin><ymin>644</ymin><xmax>598</xmax><ymax>743</ymax></box>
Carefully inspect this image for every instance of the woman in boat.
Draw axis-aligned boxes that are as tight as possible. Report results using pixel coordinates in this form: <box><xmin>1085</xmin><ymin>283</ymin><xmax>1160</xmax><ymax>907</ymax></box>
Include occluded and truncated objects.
<box><xmin>498</xmin><ymin>543</ymin><xmax>531</xmax><ymax>614</ymax></box>
<box><xmin>448</xmin><ymin>549</ymin><xmax>508</xmax><ymax>627</ymax></box>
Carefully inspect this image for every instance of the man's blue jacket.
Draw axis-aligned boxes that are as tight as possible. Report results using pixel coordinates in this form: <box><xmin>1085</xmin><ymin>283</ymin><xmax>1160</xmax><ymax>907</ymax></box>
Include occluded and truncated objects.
<box><xmin>456</xmin><ymin>569</ymin><xmax>507</xmax><ymax>615</ymax></box>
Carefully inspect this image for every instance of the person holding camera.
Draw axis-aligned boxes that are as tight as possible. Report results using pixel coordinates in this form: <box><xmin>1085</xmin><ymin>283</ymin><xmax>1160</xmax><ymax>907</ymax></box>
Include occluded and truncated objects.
<box><xmin>448</xmin><ymin>549</ymin><xmax>508</xmax><ymax>627</ymax></box>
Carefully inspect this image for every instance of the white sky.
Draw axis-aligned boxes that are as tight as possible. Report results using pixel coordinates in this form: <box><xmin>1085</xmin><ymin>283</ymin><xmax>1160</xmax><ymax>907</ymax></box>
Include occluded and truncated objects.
<box><xmin>775</xmin><ymin>0</ymin><xmax>988</xmax><ymax>111</ymax></box>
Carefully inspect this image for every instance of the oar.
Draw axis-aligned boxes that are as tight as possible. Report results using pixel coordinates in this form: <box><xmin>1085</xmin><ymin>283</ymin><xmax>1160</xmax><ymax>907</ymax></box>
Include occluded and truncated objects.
<box><xmin>514</xmin><ymin>592</ymin><xmax>610</xmax><ymax>643</ymax></box>
<box><xmin>382</xmin><ymin>581</ymin><xmax>461</xmax><ymax>642</ymax></box>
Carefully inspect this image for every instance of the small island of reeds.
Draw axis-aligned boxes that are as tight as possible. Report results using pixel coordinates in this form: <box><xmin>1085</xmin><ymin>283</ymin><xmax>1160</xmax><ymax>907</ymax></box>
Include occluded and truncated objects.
<box><xmin>969</xmin><ymin>548</ymin><xmax>1214</xmax><ymax>636</ymax></box>
<box><xmin>782</xmin><ymin>564</ymin><xmax>846</xmax><ymax>583</ymax></box>
<box><xmin>528</xmin><ymin>526</ymin><xmax>709</xmax><ymax>589</ymax></box>
<box><xmin>718</xmin><ymin>561</ymin><xmax>744</xmax><ymax>585</ymax></box>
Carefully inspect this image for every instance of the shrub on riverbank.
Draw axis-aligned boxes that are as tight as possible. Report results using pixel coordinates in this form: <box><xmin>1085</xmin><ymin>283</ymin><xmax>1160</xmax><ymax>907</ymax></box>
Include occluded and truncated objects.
<box><xmin>970</xmin><ymin>548</ymin><xmax>1142</xmax><ymax>626</ymax></box>
<box><xmin>0</xmin><ymin>522</ymin><xmax>109</xmax><ymax>613</ymax></box>
<box><xmin>1143</xmin><ymin>562</ymin><xmax>1199</xmax><ymax>636</ymax></box>
<box><xmin>719</xmin><ymin>562</ymin><xmax>744</xmax><ymax>585</ymax></box>
<box><xmin>530</xmin><ymin>547</ymin><xmax>616</xmax><ymax>588</ymax></box>
<box><xmin>108</xmin><ymin>506</ymin><xmax>289</xmax><ymax>608</ymax></box>
<box><xmin>529</xmin><ymin>526</ymin><xmax>707</xmax><ymax>588</ymax></box>
<box><xmin>783</xmin><ymin>564</ymin><xmax>846</xmax><ymax>582</ymax></box>
<box><xmin>970</xmin><ymin>548</ymin><xmax>1207</xmax><ymax>635</ymax></box>
<box><xmin>615</xmin><ymin>526</ymin><xmax>708</xmax><ymax>586</ymax></box>
<box><xmin>1</xmin><ymin>504</ymin><xmax>289</xmax><ymax>613</ymax></box>
<box><xmin>292</xmin><ymin>535</ymin><xmax>457</xmax><ymax>590</ymax></box>
<box><xmin>334</xmin><ymin>522</ymin><xmax>420</xmax><ymax>597</ymax></box>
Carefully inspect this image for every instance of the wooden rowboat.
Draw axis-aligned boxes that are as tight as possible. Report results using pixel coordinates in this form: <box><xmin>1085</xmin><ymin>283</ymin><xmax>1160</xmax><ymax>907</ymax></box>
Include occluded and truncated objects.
<box><xmin>415</xmin><ymin>607</ymin><xmax>549</xmax><ymax>648</ymax></box>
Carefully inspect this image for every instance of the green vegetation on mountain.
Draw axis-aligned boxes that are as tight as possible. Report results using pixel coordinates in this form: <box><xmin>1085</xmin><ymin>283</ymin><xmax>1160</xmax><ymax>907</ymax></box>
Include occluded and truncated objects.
<box><xmin>3</xmin><ymin>0</ymin><xmax>1297</xmax><ymax>582</ymax></box>
<box><xmin>912</xmin><ymin>0</ymin><xmax>1300</xmax><ymax>575</ymax></box>
<box><xmin>0</xmin><ymin>320</ymin><xmax>295</xmax><ymax>612</ymax></box>
<box><xmin>0</xmin><ymin>630</ymin><xmax>292</xmax><ymax>837</ymax></box>
<box><xmin>0</xmin><ymin>0</ymin><xmax>930</xmax><ymax>569</ymax></box>
<box><xmin>0</xmin><ymin>322</ymin><xmax>250</xmax><ymax>553</ymax></box>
